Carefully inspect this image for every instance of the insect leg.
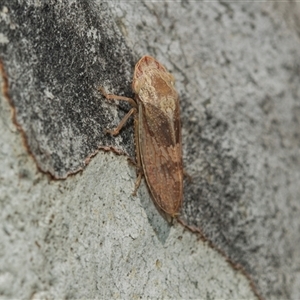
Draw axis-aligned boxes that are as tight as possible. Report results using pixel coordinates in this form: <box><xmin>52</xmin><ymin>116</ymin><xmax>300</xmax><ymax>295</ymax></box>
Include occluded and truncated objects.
<box><xmin>98</xmin><ymin>87</ymin><xmax>137</xmax><ymax>108</ymax></box>
<box><xmin>98</xmin><ymin>87</ymin><xmax>138</xmax><ymax>135</ymax></box>
<box><xmin>105</xmin><ymin>107</ymin><xmax>137</xmax><ymax>136</ymax></box>
<box><xmin>99</xmin><ymin>86</ymin><xmax>143</xmax><ymax>195</ymax></box>
<box><xmin>183</xmin><ymin>170</ymin><xmax>193</xmax><ymax>183</ymax></box>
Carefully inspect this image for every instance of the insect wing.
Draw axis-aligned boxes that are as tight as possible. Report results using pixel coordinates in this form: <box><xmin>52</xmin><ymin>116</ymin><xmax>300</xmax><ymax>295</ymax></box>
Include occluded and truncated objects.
<box><xmin>138</xmin><ymin>99</ymin><xmax>183</xmax><ymax>217</ymax></box>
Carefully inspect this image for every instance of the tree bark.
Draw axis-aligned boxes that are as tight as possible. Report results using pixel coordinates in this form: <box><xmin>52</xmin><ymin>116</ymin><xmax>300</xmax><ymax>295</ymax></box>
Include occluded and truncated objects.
<box><xmin>1</xmin><ymin>1</ymin><xmax>300</xmax><ymax>299</ymax></box>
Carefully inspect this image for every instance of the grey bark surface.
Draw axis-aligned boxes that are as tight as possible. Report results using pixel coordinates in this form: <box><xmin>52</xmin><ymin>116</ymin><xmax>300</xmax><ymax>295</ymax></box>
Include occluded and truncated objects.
<box><xmin>0</xmin><ymin>78</ymin><xmax>256</xmax><ymax>300</ymax></box>
<box><xmin>1</xmin><ymin>1</ymin><xmax>300</xmax><ymax>299</ymax></box>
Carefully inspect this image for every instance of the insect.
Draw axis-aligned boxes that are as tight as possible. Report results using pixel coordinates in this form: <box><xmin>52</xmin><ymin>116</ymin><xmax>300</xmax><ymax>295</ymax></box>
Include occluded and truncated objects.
<box><xmin>99</xmin><ymin>55</ymin><xmax>183</xmax><ymax>218</ymax></box>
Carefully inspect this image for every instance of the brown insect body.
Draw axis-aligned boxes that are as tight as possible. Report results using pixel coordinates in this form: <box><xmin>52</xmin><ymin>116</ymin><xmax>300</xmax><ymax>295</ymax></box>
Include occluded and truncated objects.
<box><xmin>133</xmin><ymin>56</ymin><xmax>183</xmax><ymax>217</ymax></box>
<box><xmin>100</xmin><ymin>55</ymin><xmax>183</xmax><ymax>218</ymax></box>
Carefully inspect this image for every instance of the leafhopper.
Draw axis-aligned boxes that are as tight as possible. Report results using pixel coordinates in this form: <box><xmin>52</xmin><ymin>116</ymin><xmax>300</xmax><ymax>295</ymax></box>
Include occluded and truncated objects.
<box><xmin>99</xmin><ymin>55</ymin><xmax>183</xmax><ymax>218</ymax></box>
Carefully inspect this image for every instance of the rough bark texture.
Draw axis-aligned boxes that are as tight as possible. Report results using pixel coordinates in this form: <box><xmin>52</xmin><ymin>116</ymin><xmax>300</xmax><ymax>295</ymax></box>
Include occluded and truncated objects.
<box><xmin>1</xmin><ymin>1</ymin><xmax>300</xmax><ymax>299</ymax></box>
<box><xmin>0</xmin><ymin>0</ymin><xmax>135</xmax><ymax>178</ymax></box>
